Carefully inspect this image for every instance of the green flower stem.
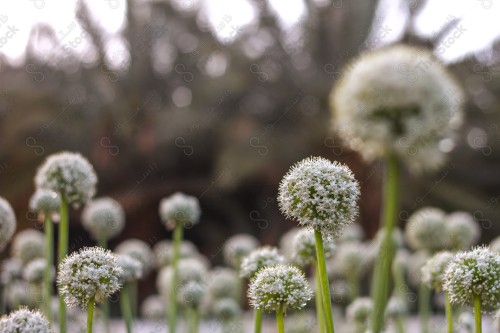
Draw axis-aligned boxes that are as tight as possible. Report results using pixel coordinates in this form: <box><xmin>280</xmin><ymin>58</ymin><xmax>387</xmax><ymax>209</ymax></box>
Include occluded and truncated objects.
<box><xmin>474</xmin><ymin>295</ymin><xmax>482</xmax><ymax>333</ymax></box>
<box><xmin>418</xmin><ymin>284</ymin><xmax>430</xmax><ymax>333</ymax></box>
<box><xmin>445</xmin><ymin>292</ymin><xmax>453</xmax><ymax>333</ymax></box>
<box><xmin>314</xmin><ymin>263</ymin><xmax>325</xmax><ymax>333</ymax></box>
<box><xmin>98</xmin><ymin>237</ymin><xmax>110</xmax><ymax>333</ymax></box>
<box><xmin>370</xmin><ymin>153</ymin><xmax>400</xmax><ymax>333</ymax></box>
<box><xmin>395</xmin><ymin>316</ymin><xmax>405</xmax><ymax>333</ymax></box>
<box><xmin>276</xmin><ymin>304</ymin><xmax>285</xmax><ymax>333</ymax></box>
<box><xmin>254</xmin><ymin>308</ymin><xmax>263</xmax><ymax>333</ymax></box>
<box><xmin>59</xmin><ymin>195</ymin><xmax>69</xmax><ymax>333</ymax></box>
<box><xmin>120</xmin><ymin>283</ymin><xmax>133</xmax><ymax>333</ymax></box>
<box><xmin>347</xmin><ymin>271</ymin><xmax>359</xmax><ymax>302</ymax></box>
<box><xmin>314</xmin><ymin>230</ymin><xmax>335</xmax><ymax>333</ymax></box>
<box><xmin>87</xmin><ymin>296</ymin><xmax>95</xmax><ymax>333</ymax></box>
<box><xmin>169</xmin><ymin>223</ymin><xmax>183</xmax><ymax>333</ymax></box>
<box><xmin>129</xmin><ymin>279</ymin><xmax>138</xmax><ymax>319</ymax></box>
<box><xmin>189</xmin><ymin>307</ymin><xmax>200</xmax><ymax>333</ymax></box>
<box><xmin>44</xmin><ymin>214</ymin><xmax>53</xmax><ymax>320</ymax></box>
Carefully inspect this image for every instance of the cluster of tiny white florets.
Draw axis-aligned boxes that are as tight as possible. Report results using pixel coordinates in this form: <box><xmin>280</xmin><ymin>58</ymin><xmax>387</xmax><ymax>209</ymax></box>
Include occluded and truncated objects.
<box><xmin>140</xmin><ymin>294</ymin><xmax>167</xmax><ymax>321</ymax></box>
<box><xmin>159</xmin><ymin>192</ymin><xmax>201</xmax><ymax>229</ymax></box>
<box><xmin>35</xmin><ymin>152</ymin><xmax>97</xmax><ymax>206</ymax></box>
<box><xmin>338</xmin><ymin>223</ymin><xmax>365</xmax><ymax>243</ymax></box>
<box><xmin>248</xmin><ymin>264</ymin><xmax>313</xmax><ymax>313</ymax></box>
<box><xmin>0</xmin><ymin>197</ymin><xmax>16</xmax><ymax>251</ymax></box>
<box><xmin>333</xmin><ymin>242</ymin><xmax>367</xmax><ymax>278</ymax></box>
<box><xmin>223</xmin><ymin>234</ymin><xmax>260</xmax><ymax>269</ymax></box>
<box><xmin>23</xmin><ymin>258</ymin><xmax>54</xmax><ymax>285</ymax></box>
<box><xmin>29</xmin><ymin>189</ymin><xmax>60</xmax><ymax>218</ymax></box>
<box><xmin>330</xmin><ymin>45</ymin><xmax>464</xmax><ymax>172</ymax></box>
<box><xmin>82</xmin><ymin>197</ymin><xmax>125</xmax><ymax>241</ymax></box>
<box><xmin>178</xmin><ymin>280</ymin><xmax>206</xmax><ymax>308</ymax></box>
<box><xmin>206</xmin><ymin>267</ymin><xmax>242</xmax><ymax>301</ymax></box>
<box><xmin>11</xmin><ymin>229</ymin><xmax>45</xmax><ymax>265</ymax></box>
<box><xmin>279</xmin><ymin>228</ymin><xmax>301</xmax><ymax>261</ymax></box>
<box><xmin>384</xmin><ymin>296</ymin><xmax>407</xmax><ymax>319</ymax></box>
<box><xmin>278</xmin><ymin>157</ymin><xmax>360</xmax><ymax>238</ymax></box>
<box><xmin>445</xmin><ymin>212</ymin><xmax>480</xmax><ymax>251</ymax></box>
<box><xmin>420</xmin><ymin>251</ymin><xmax>454</xmax><ymax>291</ymax></box>
<box><xmin>0</xmin><ymin>308</ymin><xmax>52</xmax><ymax>333</ymax></box>
<box><xmin>290</xmin><ymin>228</ymin><xmax>335</xmax><ymax>267</ymax></box>
<box><xmin>115</xmin><ymin>239</ymin><xmax>155</xmax><ymax>276</ymax></box>
<box><xmin>1</xmin><ymin>258</ymin><xmax>22</xmax><ymax>285</ymax></box>
<box><xmin>346</xmin><ymin>297</ymin><xmax>374</xmax><ymax>323</ymax></box>
<box><xmin>154</xmin><ymin>240</ymin><xmax>198</xmax><ymax>268</ymax></box>
<box><xmin>57</xmin><ymin>247</ymin><xmax>122</xmax><ymax>309</ymax></box>
<box><xmin>157</xmin><ymin>258</ymin><xmax>207</xmax><ymax>297</ymax></box>
<box><xmin>213</xmin><ymin>297</ymin><xmax>241</xmax><ymax>320</ymax></box>
<box><xmin>405</xmin><ymin>207</ymin><xmax>447</xmax><ymax>251</ymax></box>
<box><xmin>491</xmin><ymin>236</ymin><xmax>500</xmax><ymax>253</ymax></box>
<box><xmin>240</xmin><ymin>246</ymin><xmax>286</xmax><ymax>279</ymax></box>
<box><xmin>117</xmin><ymin>254</ymin><xmax>143</xmax><ymax>283</ymax></box>
<box><xmin>406</xmin><ymin>250</ymin><xmax>431</xmax><ymax>287</ymax></box>
<box><xmin>443</xmin><ymin>246</ymin><xmax>500</xmax><ymax>312</ymax></box>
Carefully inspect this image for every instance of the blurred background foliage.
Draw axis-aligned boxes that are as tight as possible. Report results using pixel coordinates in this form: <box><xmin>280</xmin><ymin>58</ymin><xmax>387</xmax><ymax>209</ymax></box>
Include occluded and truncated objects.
<box><xmin>0</xmin><ymin>0</ymin><xmax>499</xmax><ymax>294</ymax></box>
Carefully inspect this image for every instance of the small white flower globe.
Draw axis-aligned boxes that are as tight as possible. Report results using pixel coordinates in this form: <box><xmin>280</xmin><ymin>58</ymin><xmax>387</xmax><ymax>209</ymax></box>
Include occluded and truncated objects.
<box><xmin>0</xmin><ymin>197</ymin><xmax>16</xmax><ymax>251</ymax></box>
<box><xmin>159</xmin><ymin>192</ymin><xmax>201</xmax><ymax>229</ymax></box>
<box><xmin>82</xmin><ymin>197</ymin><xmax>125</xmax><ymax>241</ymax></box>
<box><xmin>0</xmin><ymin>308</ymin><xmax>52</xmax><ymax>333</ymax></box>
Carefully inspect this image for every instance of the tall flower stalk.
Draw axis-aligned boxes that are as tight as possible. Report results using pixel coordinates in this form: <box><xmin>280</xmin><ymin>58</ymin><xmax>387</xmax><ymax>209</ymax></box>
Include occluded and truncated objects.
<box><xmin>159</xmin><ymin>192</ymin><xmax>201</xmax><ymax>333</ymax></box>
<box><xmin>278</xmin><ymin>157</ymin><xmax>360</xmax><ymax>333</ymax></box>
<box><xmin>116</xmin><ymin>254</ymin><xmax>142</xmax><ymax>333</ymax></box>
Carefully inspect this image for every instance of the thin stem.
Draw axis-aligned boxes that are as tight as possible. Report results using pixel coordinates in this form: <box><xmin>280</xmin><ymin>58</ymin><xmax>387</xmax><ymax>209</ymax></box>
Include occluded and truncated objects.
<box><xmin>98</xmin><ymin>237</ymin><xmax>110</xmax><ymax>333</ymax></box>
<box><xmin>44</xmin><ymin>215</ymin><xmax>53</xmax><ymax>320</ymax></box>
<box><xmin>276</xmin><ymin>304</ymin><xmax>285</xmax><ymax>333</ymax></box>
<box><xmin>87</xmin><ymin>296</ymin><xmax>95</xmax><ymax>333</ymax></box>
<box><xmin>169</xmin><ymin>223</ymin><xmax>183</xmax><ymax>333</ymax></box>
<box><xmin>474</xmin><ymin>295</ymin><xmax>482</xmax><ymax>333</ymax></box>
<box><xmin>418</xmin><ymin>284</ymin><xmax>430</xmax><ymax>333</ymax></box>
<box><xmin>59</xmin><ymin>195</ymin><xmax>69</xmax><ymax>333</ymax></box>
<box><xmin>120</xmin><ymin>283</ymin><xmax>133</xmax><ymax>333</ymax></box>
<box><xmin>190</xmin><ymin>307</ymin><xmax>200</xmax><ymax>333</ymax></box>
<box><xmin>347</xmin><ymin>270</ymin><xmax>360</xmax><ymax>302</ymax></box>
<box><xmin>254</xmin><ymin>308</ymin><xmax>263</xmax><ymax>333</ymax></box>
<box><xmin>445</xmin><ymin>292</ymin><xmax>453</xmax><ymax>333</ymax></box>
<box><xmin>395</xmin><ymin>316</ymin><xmax>405</xmax><ymax>333</ymax></box>
<box><xmin>314</xmin><ymin>230</ymin><xmax>335</xmax><ymax>333</ymax></box>
<box><xmin>129</xmin><ymin>279</ymin><xmax>138</xmax><ymax>319</ymax></box>
<box><xmin>370</xmin><ymin>153</ymin><xmax>400</xmax><ymax>333</ymax></box>
<box><xmin>314</xmin><ymin>263</ymin><xmax>325</xmax><ymax>333</ymax></box>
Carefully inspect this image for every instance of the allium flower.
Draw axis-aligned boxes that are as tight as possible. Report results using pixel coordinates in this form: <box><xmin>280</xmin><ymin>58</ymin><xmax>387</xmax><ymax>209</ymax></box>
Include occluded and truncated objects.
<box><xmin>0</xmin><ymin>196</ymin><xmax>16</xmax><ymax>251</ymax></box>
<box><xmin>117</xmin><ymin>254</ymin><xmax>143</xmax><ymax>283</ymax></box>
<box><xmin>206</xmin><ymin>267</ymin><xmax>241</xmax><ymax>301</ymax></box>
<box><xmin>392</xmin><ymin>248</ymin><xmax>411</xmax><ymax>278</ymax></box>
<box><xmin>384</xmin><ymin>296</ymin><xmax>407</xmax><ymax>319</ymax></box>
<box><xmin>405</xmin><ymin>207</ymin><xmax>447</xmax><ymax>251</ymax></box>
<box><xmin>332</xmin><ymin>242</ymin><xmax>367</xmax><ymax>278</ymax></box>
<box><xmin>346</xmin><ymin>297</ymin><xmax>374</xmax><ymax>323</ymax></box>
<box><xmin>223</xmin><ymin>234</ymin><xmax>260</xmax><ymax>269</ymax></box>
<box><xmin>157</xmin><ymin>258</ymin><xmax>207</xmax><ymax>297</ymax></box>
<box><xmin>82</xmin><ymin>197</ymin><xmax>125</xmax><ymax>241</ymax></box>
<box><xmin>5</xmin><ymin>281</ymin><xmax>38</xmax><ymax>308</ymax></box>
<box><xmin>443</xmin><ymin>246</ymin><xmax>500</xmax><ymax>312</ymax></box>
<box><xmin>445</xmin><ymin>212</ymin><xmax>480</xmax><ymax>251</ymax></box>
<box><xmin>159</xmin><ymin>192</ymin><xmax>201</xmax><ymax>229</ymax></box>
<box><xmin>115</xmin><ymin>239</ymin><xmax>155</xmax><ymax>276</ymax></box>
<box><xmin>373</xmin><ymin>227</ymin><xmax>405</xmax><ymax>249</ymax></box>
<box><xmin>57</xmin><ymin>247</ymin><xmax>122</xmax><ymax>309</ymax></box>
<box><xmin>1</xmin><ymin>258</ymin><xmax>22</xmax><ymax>284</ymax></box>
<box><xmin>212</xmin><ymin>297</ymin><xmax>241</xmax><ymax>319</ymax></box>
<box><xmin>338</xmin><ymin>223</ymin><xmax>365</xmax><ymax>244</ymax></box>
<box><xmin>11</xmin><ymin>229</ymin><xmax>45</xmax><ymax>265</ymax></box>
<box><xmin>248</xmin><ymin>264</ymin><xmax>313</xmax><ymax>313</ymax></box>
<box><xmin>29</xmin><ymin>189</ymin><xmax>60</xmax><ymax>218</ymax></box>
<box><xmin>0</xmin><ymin>307</ymin><xmax>52</xmax><ymax>333</ymax></box>
<box><xmin>330</xmin><ymin>280</ymin><xmax>350</xmax><ymax>305</ymax></box>
<box><xmin>290</xmin><ymin>228</ymin><xmax>335</xmax><ymax>267</ymax></box>
<box><xmin>278</xmin><ymin>157</ymin><xmax>360</xmax><ymax>238</ymax></box>
<box><xmin>491</xmin><ymin>236</ymin><xmax>500</xmax><ymax>253</ymax></box>
<box><xmin>407</xmin><ymin>250</ymin><xmax>431</xmax><ymax>287</ymax></box>
<box><xmin>240</xmin><ymin>246</ymin><xmax>285</xmax><ymax>279</ymax></box>
<box><xmin>330</xmin><ymin>45</ymin><xmax>464</xmax><ymax>172</ymax></box>
<box><xmin>23</xmin><ymin>258</ymin><xmax>54</xmax><ymax>285</ymax></box>
<box><xmin>178</xmin><ymin>280</ymin><xmax>205</xmax><ymax>308</ymax></box>
<box><xmin>279</xmin><ymin>228</ymin><xmax>301</xmax><ymax>261</ymax></box>
<box><xmin>420</xmin><ymin>251</ymin><xmax>454</xmax><ymax>291</ymax></box>
<box><xmin>141</xmin><ymin>294</ymin><xmax>167</xmax><ymax>321</ymax></box>
<box><xmin>35</xmin><ymin>152</ymin><xmax>97</xmax><ymax>206</ymax></box>
<box><xmin>154</xmin><ymin>240</ymin><xmax>198</xmax><ymax>268</ymax></box>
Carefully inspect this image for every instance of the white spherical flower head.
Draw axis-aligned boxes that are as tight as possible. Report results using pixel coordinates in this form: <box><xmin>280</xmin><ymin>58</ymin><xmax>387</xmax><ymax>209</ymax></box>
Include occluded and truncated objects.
<box><xmin>213</xmin><ymin>297</ymin><xmax>241</xmax><ymax>319</ymax></box>
<box><xmin>115</xmin><ymin>239</ymin><xmax>155</xmax><ymax>277</ymax></box>
<box><xmin>223</xmin><ymin>234</ymin><xmax>260</xmax><ymax>269</ymax></box>
<box><xmin>279</xmin><ymin>228</ymin><xmax>301</xmax><ymax>261</ymax></box>
<box><xmin>178</xmin><ymin>280</ymin><xmax>205</xmax><ymax>308</ymax></box>
<box><xmin>385</xmin><ymin>296</ymin><xmax>407</xmax><ymax>319</ymax></box>
<box><xmin>117</xmin><ymin>254</ymin><xmax>143</xmax><ymax>283</ymax></box>
<box><xmin>405</xmin><ymin>207</ymin><xmax>447</xmax><ymax>251</ymax></box>
<box><xmin>443</xmin><ymin>246</ymin><xmax>500</xmax><ymax>312</ymax></box>
<box><xmin>1</xmin><ymin>258</ymin><xmax>22</xmax><ymax>284</ymax></box>
<box><xmin>330</xmin><ymin>45</ymin><xmax>464</xmax><ymax>172</ymax></box>
<box><xmin>23</xmin><ymin>258</ymin><xmax>55</xmax><ymax>285</ymax></box>
<box><xmin>141</xmin><ymin>294</ymin><xmax>167</xmax><ymax>321</ymax></box>
<box><xmin>445</xmin><ymin>212</ymin><xmax>480</xmax><ymax>251</ymax></box>
<box><xmin>157</xmin><ymin>258</ymin><xmax>207</xmax><ymax>297</ymax></box>
<box><xmin>407</xmin><ymin>250</ymin><xmax>431</xmax><ymax>287</ymax></box>
<box><xmin>206</xmin><ymin>267</ymin><xmax>241</xmax><ymax>301</ymax></box>
<box><xmin>248</xmin><ymin>264</ymin><xmax>313</xmax><ymax>313</ymax></box>
<box><xmin>159</xmin><ymin>192</ymin><xmax>201</xmax><ymax>229</ymax></box>
<box><xmin>240</xmin><ymin>246</ymin><xmax>286</xmax><ymax>279</ymax></box>
<box><xmin>491</xmin><ymin>236</ymin><xmax>500</xmax><ymax>253</ymax></box>
<box><xmin>291</xmin><ymin>228</ymin><xmax>335</xmax><ymax>267</ymax></box>
<box><xmin>338</xmin><ymin>223</ymin><xmax>365</xmax><ymax>244</ymax></box>
<box><xmin>11</xmin><ymin>229</ymin><xmax>45</xmax><ymax>265</ymax></box>
<box><xmin>0</xmin><ymin>197</ymin><xmax>16</xmax><ymax>251</ymax></box>
<box><xmin>278</xmin><ymin>157</ymin><xmax>360</xmax><ymax>238</ymax></box>
<box><xmin>0</xmin><ymin>307</ymin><xmax>52</xmax><ymax>333</ymax></box>
<box><xmin>154</xmin><ymin>240</ymin><xmax>198</xmax><ymax>268</ymax></box>
<box><xmin>29</xmin><ymin>189</ymin><xmax>60</xmax><ymax>219</ymax></box>
<box><xmin>57</xmin><ymin>247</ymin><xmax>122</xmax><ymax>309</ymax></box>
<box><xmin>82</xmin><ymin>197</ymin><xmax>125</xmax><ymax>241</ymax></box>
<box><xmin>346</xmin><ymin>297</ymin><xmax>374</xmax><ymax>323</ymax></box>
<box><xmin>35</xmin><ymin>152</ymin><xmax>97</xmax><ymax>206</ymax></box>
<box><xmin>420</xmin><ymin>251</ymin><xmax>454</xmax><ymax>291</ymax></box>
<box><xmin>333</xmin><ymin>242</ymin><xmax>367</xmax><ymax>278</ymax></box>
